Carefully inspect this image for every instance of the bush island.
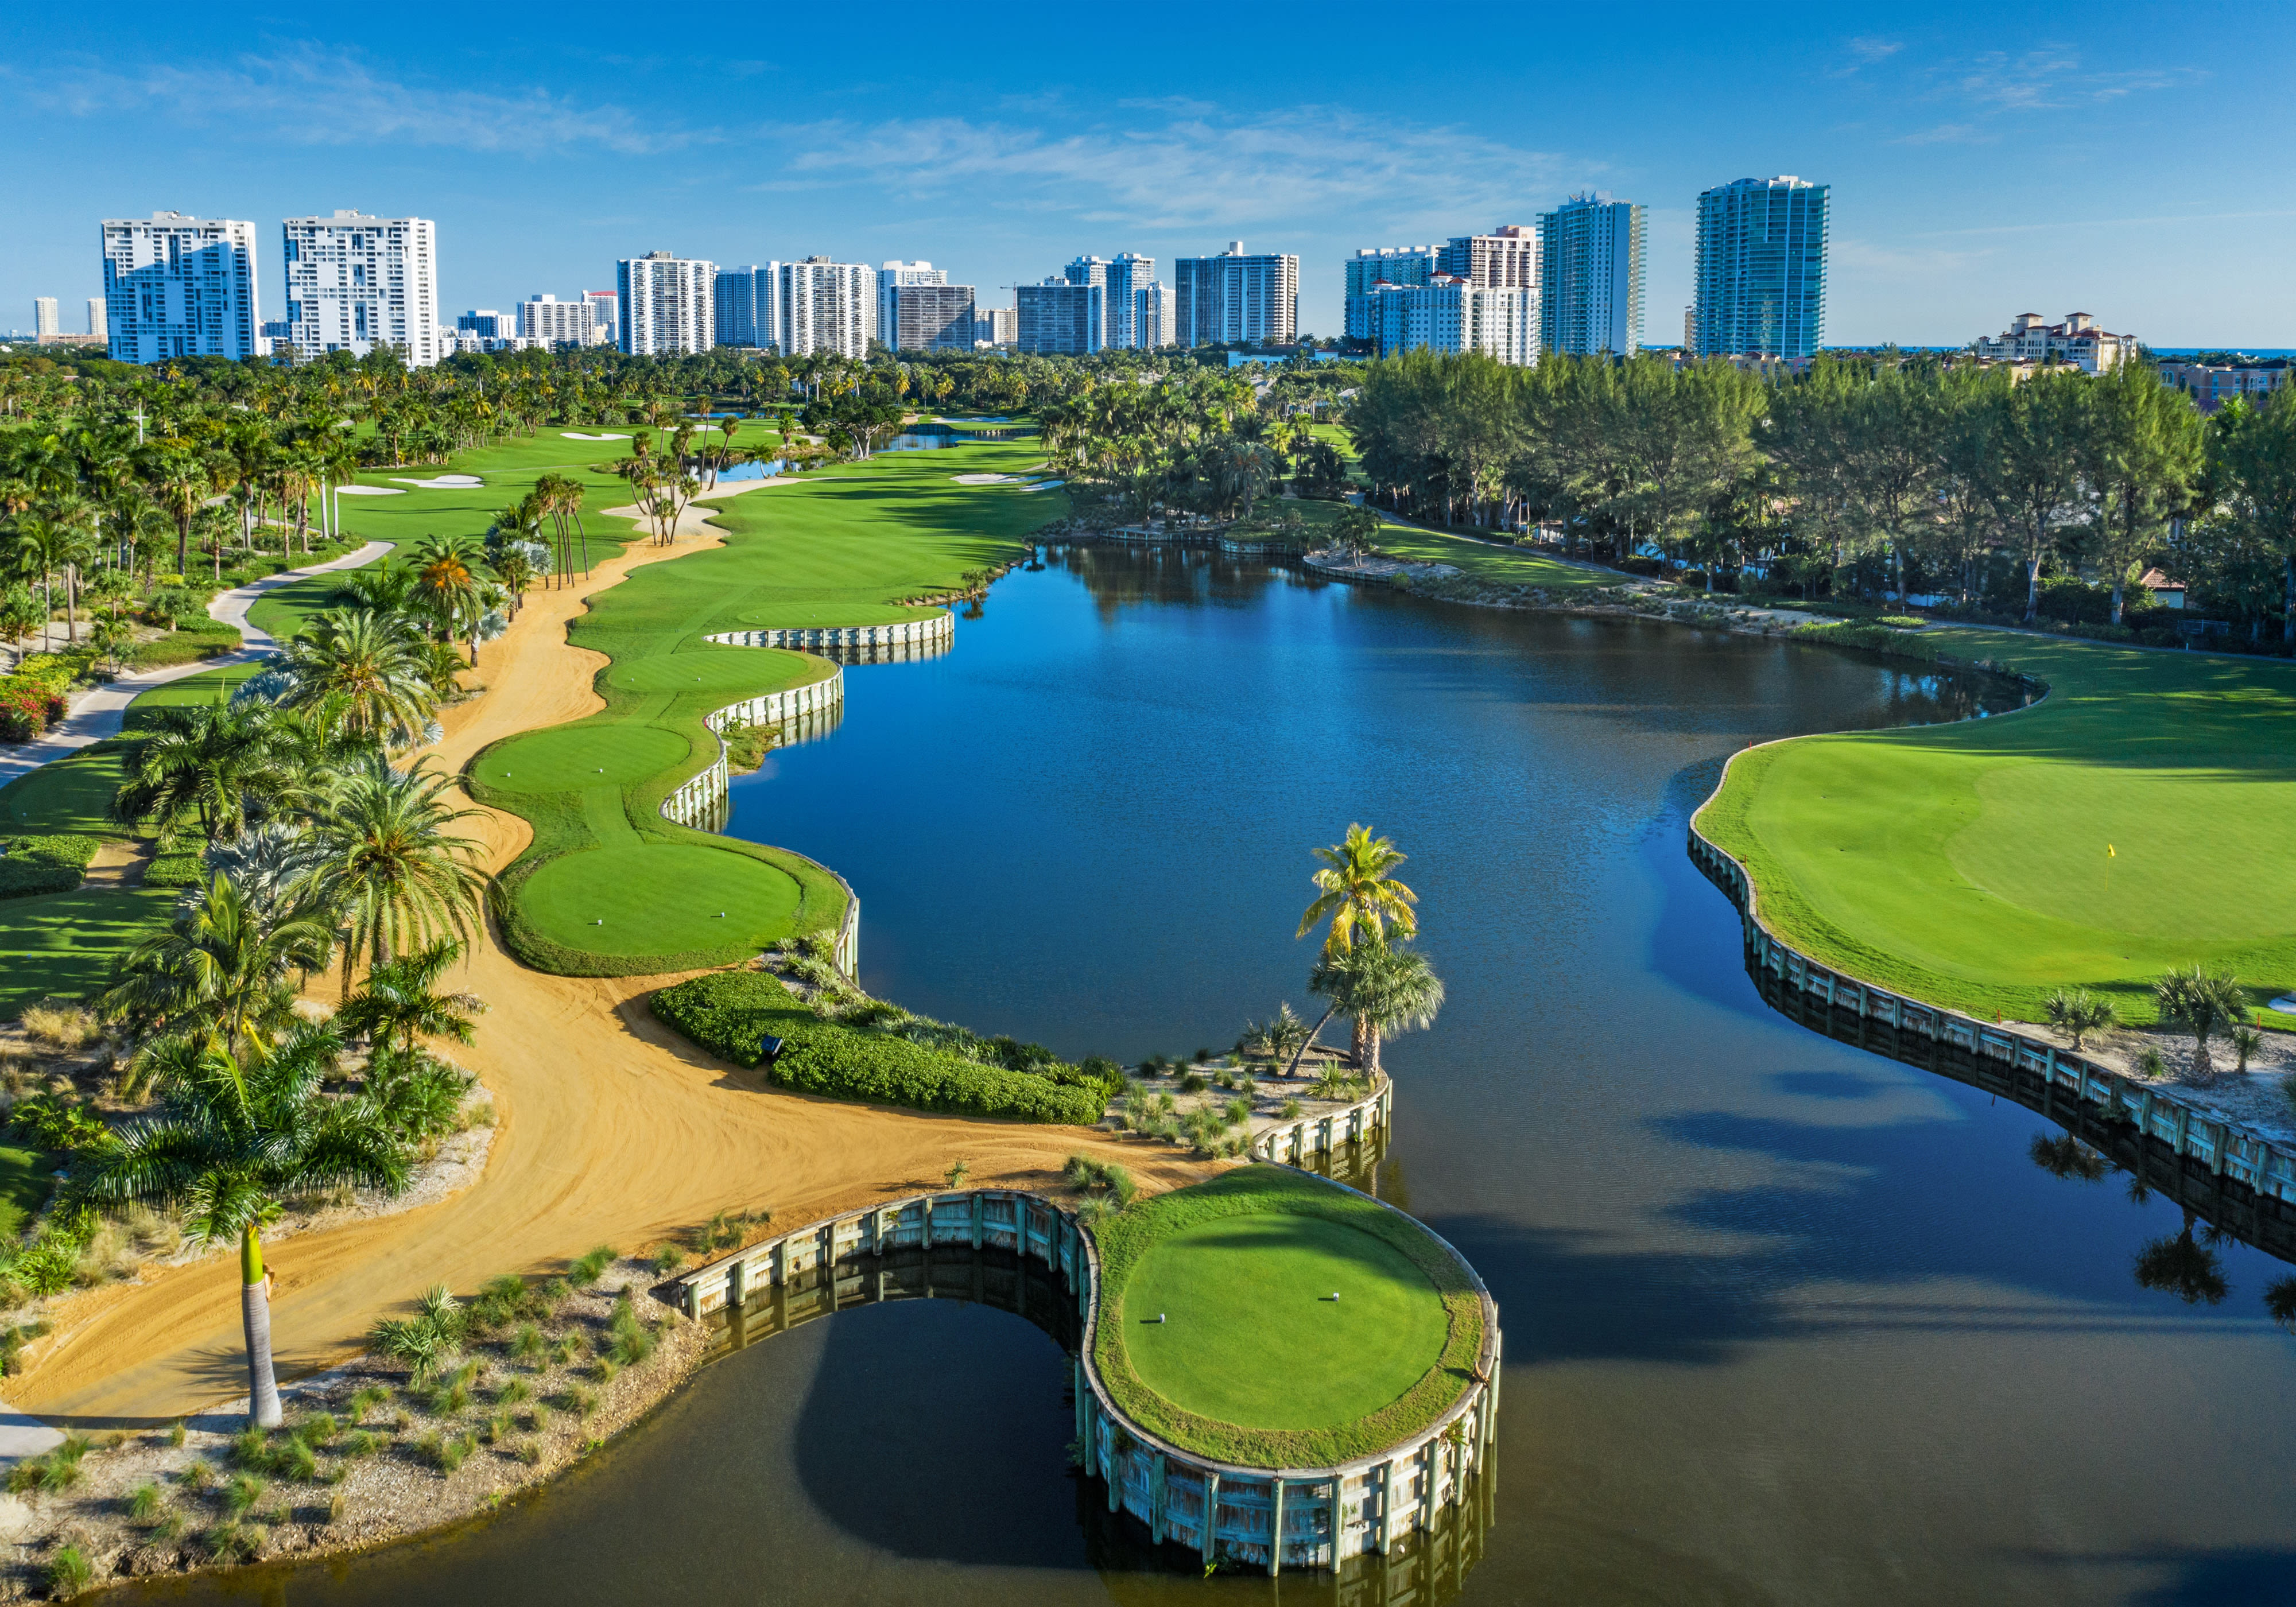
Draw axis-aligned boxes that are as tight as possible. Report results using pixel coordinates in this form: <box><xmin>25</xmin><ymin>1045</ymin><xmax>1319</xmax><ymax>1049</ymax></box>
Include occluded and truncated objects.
<box><xmin>652</xmin><ymin>971</ymin><xmax>1106</xmax><ymax>1124</ymax></box>
<box><xmin>0</xmin><ymin>835</ymin><xmax>99</xmax><ymax>899</ymax></box>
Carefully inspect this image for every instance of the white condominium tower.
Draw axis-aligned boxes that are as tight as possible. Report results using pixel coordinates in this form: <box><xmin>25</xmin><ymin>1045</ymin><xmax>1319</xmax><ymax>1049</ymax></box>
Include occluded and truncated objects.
<box><xmin>1366</xmin><ymin>278</ymin><xmax>1537</xmax><ymax>366</ymax></box>
<box><xmin>875</xmin><ymin>261</ymin><xmax>945</xmax><ymax>346</ymax></box>
<box><xmin>616</xmin><ymin>252</ymin><xmax>717</xmax><ymax>355</ymax></box>
<box><xmin>1172</xmin><ymin>242</ymin><xmax>1299</xmax><ymax>347</ymax></box>
<box><xmin>1440</xmin><ymin>227</ymin><xmax>1539</xmax><ymax>293</ymax></box>
<box><xmin>281</xmin><ymin>211</ymin><xmax>440</xmax><ymax>366</ymax></box>
<box><xmin>521</xmin><ymin>294</ymin><xmax>608</xmax><ymax>347</ymax></box>
<box><xmin>1537</xmin><ymin>193</ymin><xmax>1646</xmax><ymax>356</ymax></box>
<box><xmin>99</xmin><ymin>212</ymin><xmax>262</xmax><ymax>362</ymax></box>
<box><xmin>1344</xmin><ymin>246</ymin><xmax>1441</xmax><ymax>343</ymax></box>
<box><xmin>779</xmin><ymin>258</ymin><xmax>871</xmax><ymax>359</ymax></box>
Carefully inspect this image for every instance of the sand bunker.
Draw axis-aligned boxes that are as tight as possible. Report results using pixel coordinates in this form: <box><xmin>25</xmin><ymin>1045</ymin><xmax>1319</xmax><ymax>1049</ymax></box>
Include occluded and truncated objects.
<box><xmin>389</xmin><ymin>474</ymin><xmax>486</xmax><ymax>489</ymax></box>
<box><xmin>1024</xmin><ymin>479</ymin><xmax>1066</xmax><ymax>491</ymax></box>
<box><xmin>336</xmin><ymin>484</ymin><xmax>406</xmax><ymax>496</ymax></box>
<box><xmin>952</xmin><ymin>473</ymin><xmax>1018</xmax><ymax>486</ymax></box>
<box><xmin>563</xmin><ymin>432</ymin><xmax>631</xmax><ymax>441</ymax></box>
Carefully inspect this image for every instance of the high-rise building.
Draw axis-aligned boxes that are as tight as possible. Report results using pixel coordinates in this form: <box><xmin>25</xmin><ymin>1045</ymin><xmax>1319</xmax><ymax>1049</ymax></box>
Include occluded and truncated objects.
<box><xmin>281</xmin><ymin>211</ymin><xmax>441</xmax><ymax>366</ymax></box>
<box><xmin>1063</xmin><ymin>255</ymin><xmax>1110</xmax><ymax>289</ymax></box>
<box><xmin>778</xmin><ymin>258</ymin><xmax>870</xmax><ymax>358</ymax></box>
<box><xmin>1173</xmin><ymin>242</ymin><xmax>1298</xmax><ymax>347</ymax></box>
<box><xmin>883</xmin><ymin>282</ymin><xmax>978</xmax><ymax>352</ymax></box>
<box><xmin>874</xmin><ymin>261</ymin><xmax>945</xmax><ymax>347</ymax></box>
<box><xmin>1367</xmin><ymin>277</ymin><xmax>1537</xmax><ymax>366</ymax></box>
<box><xmin>616</xmin><ymin>251</ymin><xmax>716</xmax><ymax>355</ymax></box>
<box><xmin>584</xmin><ymin>290</ymin><xmax>619</xmax><ymax>340</ymax></box>
<box><xmin>713</xmin><ymin>265</ymin><xmax>781</xmax><ymax>350</ymax></box>
<box><xmin>1104</xmin><ymin>253</ymin><xmax>1161</xmax><ymax>348</ymax></box>
<box><xmin>1439</xmin><ymin>227</ymin><xmax>1538</xmax><ymax>292</ymax></box>
<box><xmin>33</xmin><ymin>299</ymin><xmax>58</xmax><ymax>339</ymax></box>
<box><xmin>976</xmin><ymin>306</ymin><xmax>1016</xmax><ymax>347</ymax></box>
<box><xmin>86</xmin><ymin>298</ymin><xmax>107</xmax><ymax>339</ymax></box>
<box><xmin>455</xmin><ymin>310</ymin><xmax>510</xmax><ymax>339</ymax></box>
<box><xmin>1016</xmin><ymin>278</ymin><xmax>1104</xmax><ymax>355</ymax></box>
<box><xmin>99</xmin><ymin>213</ymin><xmax>263</xmax><ymax>362</ymax></box>
<box><xmin>1132</xmin><ymin>281</ymin><xmax>1174</xmax><ymax>350</ymax></box>
<box><xmin>1344</xmin><ymin>247</ymin><xmax>1440</xmax><ymax>343</ymax></box>
<box><xmin>1693</xmin><ymin>176</ymin><xmax>1828</xmax><ymax>358</ymax></box>
<box><xmin>522</xmin><ymin>294</ymin><xmax>608</xmax><ymax>347</ymax></box>
<box><xmin>1537</xmin><ymin>193</ymin><xmax>1646</xmax><ymax>357</ymax></box>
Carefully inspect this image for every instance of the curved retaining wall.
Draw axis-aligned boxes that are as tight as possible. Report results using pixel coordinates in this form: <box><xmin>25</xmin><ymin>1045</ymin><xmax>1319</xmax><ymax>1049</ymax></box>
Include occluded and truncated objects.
<box><xmin>1250</xmin><ymin>1081</ymin><xmax>1391</xmax><ymax>1164</ymax></box>
<box><xmin>669</xmin><ymin>1176</ymin><xmax>1500</xmax><ymax>1575</ymax></box>
<box><xmin>705</xmin><ymin>613</ymin><xmax>953</xmax><ymax>661</ymax></box>
<box><xmin>1685</xmin><ymin>808</ymin><xmax>2296</xmax><ymax>1205</ymax></box>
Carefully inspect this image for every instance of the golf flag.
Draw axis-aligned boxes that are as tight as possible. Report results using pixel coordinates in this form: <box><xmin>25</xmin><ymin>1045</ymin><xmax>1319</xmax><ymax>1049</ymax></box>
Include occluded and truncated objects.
<box><xmin>2108</xmin><ymin>844</ymin><xmax>2116</xmax><ymax>857</ymax></box>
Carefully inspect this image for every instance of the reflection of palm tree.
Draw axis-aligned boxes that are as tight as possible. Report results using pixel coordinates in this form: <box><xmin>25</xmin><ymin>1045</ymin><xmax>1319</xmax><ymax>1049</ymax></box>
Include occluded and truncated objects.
<box><xmin>2132</xmin><ymin>1211</ymin><xmax>2229</xmax><ymax>1306</ymax></box>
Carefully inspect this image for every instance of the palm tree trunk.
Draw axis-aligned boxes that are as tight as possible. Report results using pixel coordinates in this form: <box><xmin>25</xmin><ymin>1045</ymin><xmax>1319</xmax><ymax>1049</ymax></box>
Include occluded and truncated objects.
<box><xmin>1284</xmin><ymin>1003</ymin><xmax>1340</xmax><ymax>1080</ymax></box>
<box><xmin>241</xmin><ymin>1225</ymin><xmax>282</xmax><ymax>1429</ymax></box>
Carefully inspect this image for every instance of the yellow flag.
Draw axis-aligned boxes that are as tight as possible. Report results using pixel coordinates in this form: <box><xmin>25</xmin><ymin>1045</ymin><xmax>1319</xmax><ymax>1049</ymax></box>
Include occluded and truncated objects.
<box><xmin>2108</xmin><ymin>844</ymin><xmax>2116</xmax><ymax>857</ymax></box>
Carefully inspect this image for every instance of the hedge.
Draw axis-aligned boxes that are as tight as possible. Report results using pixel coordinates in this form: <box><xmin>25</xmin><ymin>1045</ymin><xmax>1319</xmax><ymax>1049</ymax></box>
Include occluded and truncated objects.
<box><xmin>0</xmin><ymin>836</ymin><xmax>99</xmax><ymax>900</ymax></box>
<box><xmin>142</xmin><ymin>853</ymin><xmax>205</xmax><ymax>888</ymax></box>
<box><xmin>651</xmin><ymin>971</ymin><xmax>1107</xmax><ymax>1125</ymax></box>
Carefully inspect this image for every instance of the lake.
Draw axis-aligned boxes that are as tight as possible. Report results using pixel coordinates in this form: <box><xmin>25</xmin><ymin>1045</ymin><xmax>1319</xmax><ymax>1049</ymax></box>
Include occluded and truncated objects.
<box><xmin>137</xmin><ymin>545</ymin><xmax>2296</xmax><ymax>1605</ymax></box>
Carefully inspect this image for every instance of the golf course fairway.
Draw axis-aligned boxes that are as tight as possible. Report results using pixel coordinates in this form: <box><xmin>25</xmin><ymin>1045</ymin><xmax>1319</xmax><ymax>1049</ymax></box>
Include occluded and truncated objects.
<box><xmin>1696</xmin><ymin>624</ymin><xmax>2296</xmax><ymax>1027</ymax></box>
<box><xmin>471</xmin><ymin>440</ymin><xmax>1061</xmax><ymax>975</ymax></box>
<box><xmin>1091</xmin><ymin>1168</ymin><xmax>1484</xmax><ymax>1467</ymax></box>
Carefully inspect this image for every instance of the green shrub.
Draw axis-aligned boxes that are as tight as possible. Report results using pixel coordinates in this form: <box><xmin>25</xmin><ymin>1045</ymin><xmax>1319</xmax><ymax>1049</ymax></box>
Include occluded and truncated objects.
<box><xmin>45</xmin><ymin>1544</ymin><xmax>91</xmax><ymax>1598</ymax></box>
<box><xmin>0</xmin><ymin>835</ymin><xmax>98</xmax><ymax>899</ymax></box>
<box><xmin>9</xmin><ymin>1093</ymin><xmax>108</xmax><ymax>1153</ymax></box>
<box><xmin>651</xmin><ymin>973</ymin><xmax>1104</xmax><ymax>1124</ymax></box>
<box><xmin>143</xmin><ymin>852</ymin><xmax>207</xmax><ymax>888</ymax></box>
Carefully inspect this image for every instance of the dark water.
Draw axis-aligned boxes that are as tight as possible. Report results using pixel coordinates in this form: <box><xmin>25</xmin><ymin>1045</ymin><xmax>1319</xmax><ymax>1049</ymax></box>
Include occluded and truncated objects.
<box><xmin>137</xmin><ymin>547</ymin><xmax>2296</xmax><ymax>1605</ymax></box>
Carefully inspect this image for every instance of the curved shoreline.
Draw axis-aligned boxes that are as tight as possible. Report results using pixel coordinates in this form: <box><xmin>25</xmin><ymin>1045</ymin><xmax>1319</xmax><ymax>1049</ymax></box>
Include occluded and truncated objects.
<box><xmin>669</xmin><ymin>1173</ymin><xmax>1500</xmax><ymax>1577</ymax></box>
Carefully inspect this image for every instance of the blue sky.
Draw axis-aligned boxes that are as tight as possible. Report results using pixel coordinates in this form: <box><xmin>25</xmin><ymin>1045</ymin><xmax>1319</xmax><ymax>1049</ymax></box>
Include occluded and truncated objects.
<box><xmin>5</xmin><ymin>1</ymin><xmax>2290</xmax><ymax>347</ymax></box>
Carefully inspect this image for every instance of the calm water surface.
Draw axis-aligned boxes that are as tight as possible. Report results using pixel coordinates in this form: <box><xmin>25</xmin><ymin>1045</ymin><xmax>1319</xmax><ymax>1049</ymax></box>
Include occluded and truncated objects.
<box><xmin>142</xmin><ymin>546</ymin><xmax>2296</xmax><ymax>1606</ymax></box>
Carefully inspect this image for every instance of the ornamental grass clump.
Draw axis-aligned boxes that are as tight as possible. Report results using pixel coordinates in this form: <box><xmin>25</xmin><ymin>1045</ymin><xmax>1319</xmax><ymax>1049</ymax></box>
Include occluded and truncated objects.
<box><xmin>45</xmin><ymin>1543</ymin><xmax>91</xmax><ymax>1599</ymax></box>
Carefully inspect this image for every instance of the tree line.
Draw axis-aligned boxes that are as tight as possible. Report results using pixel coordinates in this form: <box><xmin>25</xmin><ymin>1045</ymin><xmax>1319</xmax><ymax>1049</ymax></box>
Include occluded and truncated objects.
<box><xmin>1346</xmin><ymin>350</ymin><xmax>2296</xmax><ymax>643</ymax></box>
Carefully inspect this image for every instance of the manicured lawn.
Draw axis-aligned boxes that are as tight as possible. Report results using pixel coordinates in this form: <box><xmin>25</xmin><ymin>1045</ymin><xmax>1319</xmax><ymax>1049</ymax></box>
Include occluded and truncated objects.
<box><xmin>0</xmin><ymin>1144</ymin><xmax>56</xmax><ymax>1239</ymax></box>
<box><xmin>474</xmin><ymin>442</ymin><xmax>1065</xmax><ymax>975</ymax></box>
<box><xmin>1372</xmin><ymin>521</ymin><xmax>1623</xmax><ymax>590</ymax></box>
<box><xmin>1697</xmin><ymin>627</ymin><xmax>2296</xmax><ymax>1027</ymax></box>
<box><xmin>1122</xmin><ymin>1213</ymin><xmax>1448</xmax><ymax>1432</ymax></box>
<box><xmin>1091</xmin><ymin>1167</ymin><xmax>1483</xmax><ymax>1468</ymax></box>
<box><xmin>332</xmin><ymin>431</ymin><xmax>660</xmax><ymax>555</ymax></box>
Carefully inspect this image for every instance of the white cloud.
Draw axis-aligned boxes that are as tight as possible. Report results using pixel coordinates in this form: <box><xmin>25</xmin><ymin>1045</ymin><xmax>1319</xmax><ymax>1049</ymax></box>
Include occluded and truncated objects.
<box><xmin>765</xmin><ymin>108</ymin><xmax>1569</xmax><ymax>234</ymax></box>
<box><xmin>19</xmin><ymin>47</ymin><xmax>687</xmax><ymax>156</ymax></box>
<box><xmin>1948</xmin><ymin>48</ymin><xmax>2204</xmax><ymax>112</ymax></box>
<box><xmin>1829</xmin><ymin>36</ymin><xmax>1904</xmax><ymax>76</ymax></box>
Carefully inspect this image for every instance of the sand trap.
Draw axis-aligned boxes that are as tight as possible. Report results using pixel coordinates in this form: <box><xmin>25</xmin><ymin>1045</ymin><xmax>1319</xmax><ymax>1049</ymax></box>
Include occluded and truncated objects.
<box><xmin>336</xmin><ymin>484</ymin><xmax>406</xmax><ymax>496</ymax></box>
<box><xmin>1024</xmin><ymin>479</ymin><xmax>1066</xmax><ymax>491</ymax></box>
<box><xmin>563</xmin><ymin>432</ymin><xmax>631</xmax><ymax>441</ymax></box>
<box><xmin>952</xmin><ymin>473</ymin><xmax>1018</xmax><ymax>486</ymax></box>
<box><xmin>390</xmin><ymin>474</ymin><xmax>485</xmax><ymax>489</ymax></box>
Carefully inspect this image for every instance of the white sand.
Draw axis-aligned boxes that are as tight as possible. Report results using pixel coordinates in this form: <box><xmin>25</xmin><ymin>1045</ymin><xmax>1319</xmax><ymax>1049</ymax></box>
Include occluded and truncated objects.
<box><xmin>336</xmin><ymin>484</ymin><xmax>405</xmax><ymax>496</ymax></box>
<box><xmin>562</xmin><ymin>431</ymin><xmax>630</xmax><ymax>441</ymax></box>
<box><xmin>389</xmin><ymin>474</ymin><xmax>485</xmax><ymax>488</ymax></box>
<box><xmin>952</xmin><ymin>473</ymin><xmax>1017</xmax><ymax>486</ymax></box>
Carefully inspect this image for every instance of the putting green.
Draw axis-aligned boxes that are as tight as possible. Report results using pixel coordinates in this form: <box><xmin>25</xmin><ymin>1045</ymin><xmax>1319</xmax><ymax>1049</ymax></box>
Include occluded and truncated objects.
<box><xmin>479</xmin><ymin>723</ymin><xmax>692</xmax><ymax>794</ymax></box>
<box><xmin>1122</xmin><ymin>1214</ymin><xmax>1447</xmax><ymax>1431</ymax></box>
<box><xmin>519</xmin><ymin>845</ymin><xmax>804</xmax><ymax>957</ymax></box>
<box><xmin>1698</xmin><ymin>627</ymin><xmax>2296</xmax><ymax>1026</ymax></box>
<box><xmin>1091</xmin><ymin>1167</ymin><xmax>1483</xmax><ymax>1467</ymax></box>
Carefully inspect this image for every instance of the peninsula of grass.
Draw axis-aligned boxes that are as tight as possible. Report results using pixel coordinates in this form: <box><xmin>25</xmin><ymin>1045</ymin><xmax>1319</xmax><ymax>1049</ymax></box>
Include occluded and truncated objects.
<box><xmin>1697</xmin><ymin>623</ymin><xmax>2296</xmax><ymax>1029</ymax></box>
<box><xmin>1090</xmin><ymin>1167</ymin><xmax>1483</xmax><ymax>1468</ymax></box>
<box><xmin>1367</xmin><ymin>520</ymin><xmax>1620</xmax><ymax>589</ymax></box>
<box><xmin>0</xmin><ymin>555</ymin><xmax>389</xmax><ymax>1015</ymax></box>
<box><xmin>470</xmin><ymin>440</ymin><xmax>1062</xmax><ymax>975</ymax></box>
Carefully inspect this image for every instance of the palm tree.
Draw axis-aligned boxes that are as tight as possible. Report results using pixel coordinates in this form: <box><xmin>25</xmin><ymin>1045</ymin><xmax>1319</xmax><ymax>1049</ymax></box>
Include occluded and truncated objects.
<box><xmin>408</xmin><ymin>534</ymin><xmax>493</xmax><ymax>662</ymax></box>
<box><xmin>276</xmin><ymin>610</ymin><xmax>436</xmax><ymax>747</ymax></box>
<box><xmin>77</xmin><ymin>1022</ymin><xmax>410</xmax><ymax>1427</ymax></box>
<box><xmin>1305</xmin><ymin>937</ymin><xmax>1445</xmax><ymax>1077</ymax></box>
<box><xmin>335</xmin><ymin>938</ymin><xmax>486</xmax><ymax>1057</ymax></box>
<box><xmin>2154</xmin><ymin>964</ymin><xmax>2246</xmax><ymax>1074</ymax></box>
<box><xmin>104</xmin><ymin>872</ymin><xmax>336</xmax><ymax>1058</ymax></box>
<box><xmin>305</xmin><ymin>755</ymin><xmax>488</xmax><ymax>987</ymax></box>
<box><xmin>1296</xmin><ymin>824</ymin><xmax>1419</xmax><ymax>954</ymax></box>
<box><xmin>113</xmin><ymin>703</ymin><xmax>294</xmax><ymax>846</ymax></box>
<box><xmin>2045</xmin><ymin>987</ymin><xmax>2118</xmax><ymax>1051</ymax></box>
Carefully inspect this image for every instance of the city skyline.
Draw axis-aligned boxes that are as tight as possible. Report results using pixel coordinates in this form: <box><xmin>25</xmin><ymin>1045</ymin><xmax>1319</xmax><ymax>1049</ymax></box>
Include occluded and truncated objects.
<box><xmin>3</xmin><ymin>3</ymin><xmax>2290</xmax><ymax>347</ymax></box>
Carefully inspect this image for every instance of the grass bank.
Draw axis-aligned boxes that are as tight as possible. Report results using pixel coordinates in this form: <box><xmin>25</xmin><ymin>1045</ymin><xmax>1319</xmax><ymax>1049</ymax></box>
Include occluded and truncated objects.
<box><xmin>471</xmin><ymin>441</ymin><xmax>1063</xmax><ymax>975</ymax></box>
<box><xmin>1368</xmin><ymin>521</ymin><xmax>1622</xmax><ymax>591</ymax></box>
<box><xmin>1090</xmin><ymin>1167</ymin><xmax>1481</xmax><ymax>1467</ymax></box>
<box><xmin>1696</xmin><ymin>624</ymin><xmax>2296</xmax><ymax>1027</ymax></box>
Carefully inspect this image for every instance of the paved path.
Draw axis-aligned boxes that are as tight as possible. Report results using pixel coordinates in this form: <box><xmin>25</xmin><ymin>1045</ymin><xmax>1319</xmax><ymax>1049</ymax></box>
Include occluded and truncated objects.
<box><xmin>0</xmin><ymin>543</ymin><xmax>389</xmax><ymax>791</ymax></box>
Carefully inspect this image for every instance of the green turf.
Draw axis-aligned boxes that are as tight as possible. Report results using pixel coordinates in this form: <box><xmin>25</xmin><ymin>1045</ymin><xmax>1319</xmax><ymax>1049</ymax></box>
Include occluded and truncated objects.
<box><xmin>472</xmin><ymin>442</ymin><xmax>1065</xmax><ymax>975</ymax></box>
<box><xmin>0</xmin><ymin>1144</ymin><xmax>56</xmax><ymax>1239</ymax></box>
<box><xmin>1121</xmin><ymin>1213</ymin><xmax>1449</xmax><ymax>1431</ymax></box>
<box><xmin>1697</xmin><ymin>626</ymin><xmax>2296</xmax><ymax>1027</ymax></box>
<box><xmin>1370</xmin><ymin>521</ymin><xmax>1621</xmax><ymax>589</ymax></box>
<box><xmin>331</xmin><ymin>432</ymin><xmax>661</xmax><ymax>554</ymax></box>
<box><xmin>1090</xmin><ymin>1167</ymin><xmax>1482</xmax><ymax>1467</ymax></box>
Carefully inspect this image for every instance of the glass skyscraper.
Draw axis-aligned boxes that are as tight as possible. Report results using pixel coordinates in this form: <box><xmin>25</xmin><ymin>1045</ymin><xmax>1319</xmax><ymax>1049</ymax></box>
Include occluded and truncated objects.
<box><xmin>1692</xmin><ymin>177</ymin><xmax>1827</xmax><ymax>358</ymax></box>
